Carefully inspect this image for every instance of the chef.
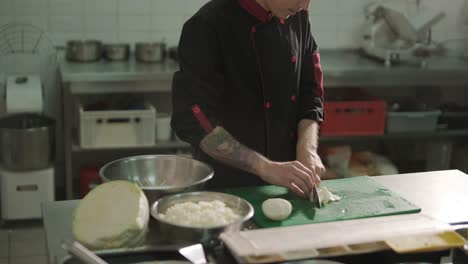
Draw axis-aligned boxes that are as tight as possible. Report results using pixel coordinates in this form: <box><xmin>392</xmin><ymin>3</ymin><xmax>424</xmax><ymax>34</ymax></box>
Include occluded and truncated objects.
<box><xmin>171</xmin><ymin>0</ymin><xmax>325</xmax><ymax>198</ymax></box>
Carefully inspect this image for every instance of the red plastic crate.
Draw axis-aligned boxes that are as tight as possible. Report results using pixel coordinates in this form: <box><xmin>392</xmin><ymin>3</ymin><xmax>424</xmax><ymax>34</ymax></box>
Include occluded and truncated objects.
<box><xmin>321</xmin><ymin>100</ymin><xmax>387</xmax><ymax>136</ymax></box>
<box><xmin>79</xmin><ymin>165</ymin><xmax>102</xmax><ymax>198</ymax></box>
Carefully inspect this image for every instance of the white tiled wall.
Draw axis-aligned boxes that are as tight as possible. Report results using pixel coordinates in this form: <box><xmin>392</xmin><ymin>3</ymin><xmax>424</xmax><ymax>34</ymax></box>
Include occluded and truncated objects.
<box><xmin>0</xmin><ymin>0</ymin><xmax>466</xmax><ymax>49</ymax></box>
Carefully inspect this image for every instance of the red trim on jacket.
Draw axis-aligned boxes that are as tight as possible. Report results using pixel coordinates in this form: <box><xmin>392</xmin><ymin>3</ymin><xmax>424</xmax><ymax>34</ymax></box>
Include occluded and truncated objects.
<box><xmin>238</xmin><ymin>0</ymin><xmax>271</xmax><ymax>22</ymax></box>
<box><xmin>312</xmin><ymin>52</ymin><xmax>324</xmax><ymax>101</ymax></box>
<box><xmin>192</xmin><ymin>105</ymin><xmax>214</xmax><ymax>134</ymax></box>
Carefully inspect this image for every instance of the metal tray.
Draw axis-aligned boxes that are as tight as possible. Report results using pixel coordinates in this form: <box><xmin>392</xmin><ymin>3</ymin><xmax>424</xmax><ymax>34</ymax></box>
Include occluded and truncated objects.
<box><xmin>59</xmin><ymin>247</ymin><xmax>188</xmax><ymax>264</ymax></box>
<box><xmin>59</xmin><ymin>242</ymin><xmax>240</xmax><ymax>264</ymax></box>
<box><xmin>58</xmin><ymin>216</ymin><xmax>257</xmax><ymax>264</ymax></box>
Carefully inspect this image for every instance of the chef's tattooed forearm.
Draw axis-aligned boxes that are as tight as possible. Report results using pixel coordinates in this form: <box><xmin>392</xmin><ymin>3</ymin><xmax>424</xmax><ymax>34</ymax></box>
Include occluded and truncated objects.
<box><xmin>200</xmin><ymin>126</ymin><xmax>268</xmax><ymax>174</ymax></box>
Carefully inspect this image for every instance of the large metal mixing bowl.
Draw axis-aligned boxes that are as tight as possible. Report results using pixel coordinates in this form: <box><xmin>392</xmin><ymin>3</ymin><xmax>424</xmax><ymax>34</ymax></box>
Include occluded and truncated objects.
<box><xmin>151</xmin><ymin>191</ymin><xmax>254</xmax><ymax>247</ymax></box>
<box><xmin>0</xmin><ymin>113</ymin><xmax>55</xmax><ymax>171</ymax></box>
<box><xmin>99</xmin><ymin>155</ymin><xmax>214</xmax><ymax>204</ymax></box>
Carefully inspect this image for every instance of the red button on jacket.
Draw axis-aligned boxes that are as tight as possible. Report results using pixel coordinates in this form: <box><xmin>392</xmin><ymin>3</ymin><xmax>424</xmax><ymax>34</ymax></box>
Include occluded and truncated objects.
<box><xmin>192</xmin><ymin>105</ymin><xmax>201</xmax><ymax>113</ymax></box>
<box><xmin>291</xmin><ymin>55</ymin><xmax>297</xmax><ymax>63</ymax></box>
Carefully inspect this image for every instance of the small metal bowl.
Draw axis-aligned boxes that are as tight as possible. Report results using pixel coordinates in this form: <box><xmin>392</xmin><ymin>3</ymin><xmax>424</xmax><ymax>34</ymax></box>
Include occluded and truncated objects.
<box><xmin>100</xmin><ymin>155</ymin><xmax>214</xmax><ymax>204</ymax></box>
<box><xmin>151</xmin><ymin>191</ymin><xmax>254</xmax><ymax>247</ymax></box>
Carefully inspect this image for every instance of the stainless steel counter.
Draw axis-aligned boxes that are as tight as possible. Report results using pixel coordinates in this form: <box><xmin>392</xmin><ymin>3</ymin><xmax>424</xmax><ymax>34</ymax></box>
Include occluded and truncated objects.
<box><xmin>43</xmin><ymin>170</ymin><xmax>468</xmax><ymax>263</ymax></box>
<box><xmin>59</xmin><ymin>50</ymin><xmax>468</xmax><ymax>87</ymax></box>
<box><xmin>375</xmin><ymin>169</ymin><xmax>468</xmax><ymax>225</ymax></box>
<box><xmin>59</xmin><ymin>57</ymin><xmax>179</xmax><ymax>83</ymax></box>
<box><xmin>322</xmin><ymin>50</ymin><xmax>468</xmax><ymax>87</ymax></box>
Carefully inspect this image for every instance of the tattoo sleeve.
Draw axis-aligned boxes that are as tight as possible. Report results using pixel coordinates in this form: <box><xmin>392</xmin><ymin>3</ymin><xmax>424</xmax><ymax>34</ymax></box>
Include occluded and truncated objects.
<box><xmin>200</xmin><ymin>126</ymin><xmax>269</xmax><ymax>175</ymax></box>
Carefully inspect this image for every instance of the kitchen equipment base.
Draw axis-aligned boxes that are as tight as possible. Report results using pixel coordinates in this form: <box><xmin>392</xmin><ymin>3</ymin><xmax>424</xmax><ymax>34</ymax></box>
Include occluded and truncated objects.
<box><xmin>1</xmin><ymin>166</ymin><xmax>55</xmax><ymax>220</ymax></box>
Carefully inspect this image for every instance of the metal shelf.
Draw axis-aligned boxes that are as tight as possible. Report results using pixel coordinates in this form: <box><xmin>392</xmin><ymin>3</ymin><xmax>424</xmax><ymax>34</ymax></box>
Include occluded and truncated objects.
<box><xmin>59</xmin><ymin>50</ymin><xmax>468</xmax><ymax>87</ymax></box>
<box><xmin>71</xmin><ymin>141</ymin><xmax>191</xmax><ymax>152</ymax></box>
<box><xmin>320</xmin><ymin>129</ymin><xmax>468</xmax><ymax>142</ymax></box>
<box><xmin>70</xmin><ymin>130</ymin><xmax>468</xmax><ymax>151</ymax></box>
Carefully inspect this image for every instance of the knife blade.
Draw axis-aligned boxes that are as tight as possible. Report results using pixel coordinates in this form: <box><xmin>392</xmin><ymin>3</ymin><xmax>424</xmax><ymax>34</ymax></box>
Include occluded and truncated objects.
<box><xmin>310</xmin><ymin>184</ymin><xmax>322</xmax><ymax>208</ymax></box>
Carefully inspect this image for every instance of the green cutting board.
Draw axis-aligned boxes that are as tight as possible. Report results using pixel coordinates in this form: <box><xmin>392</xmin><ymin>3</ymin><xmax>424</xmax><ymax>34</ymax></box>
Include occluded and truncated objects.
<box><xmin>224</xmin><ymin>176</ymin><xmax>421</xmax><ymax>228</ymax></box>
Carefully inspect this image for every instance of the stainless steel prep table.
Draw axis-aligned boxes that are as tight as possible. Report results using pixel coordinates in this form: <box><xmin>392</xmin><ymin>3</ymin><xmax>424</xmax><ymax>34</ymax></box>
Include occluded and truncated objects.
<box><xmin>43</xmin><ymin>170</ymin><xmax>468</xmax><ymax>263</ymax></box>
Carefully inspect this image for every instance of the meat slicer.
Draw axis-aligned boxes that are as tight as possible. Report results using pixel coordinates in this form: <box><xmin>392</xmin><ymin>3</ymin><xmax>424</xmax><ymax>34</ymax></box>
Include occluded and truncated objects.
<box><xmin>361</xmin><ymin>3</ymin><xmax>445</xmax><ymax>67</ymax></box>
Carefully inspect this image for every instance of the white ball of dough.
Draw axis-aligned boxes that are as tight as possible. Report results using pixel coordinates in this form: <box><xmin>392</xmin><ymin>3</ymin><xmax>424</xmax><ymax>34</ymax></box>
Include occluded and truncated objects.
<box><xmin>261</xmin><ymin>198</ymin><xmax>292</xmax><ymax>221</ymax></box>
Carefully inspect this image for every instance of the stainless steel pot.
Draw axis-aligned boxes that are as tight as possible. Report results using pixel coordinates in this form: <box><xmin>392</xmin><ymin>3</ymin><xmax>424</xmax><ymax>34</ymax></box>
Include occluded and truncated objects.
<box><xmin>66</xmin><ymin>40</ymin><xmax>102</xmax><ymax>62</ymax></box>
<box><xmin>0</xmin><ymin>113</ymin><xmax>55</xmax><ymax>171</ymax></box>
<box><xmin>135</xmin><ymin>42</ymin><xmax>166</xmax><ymax>63</ymax></box>
<box><xmin>103</xmin><ymin>44</ymin><xmax>130</xmax><ymax>61</ymax></box>
<box><xmin>151</xmin><ymin>191</ymin><xmax>254</xmax><ymax>247</ymax></box>
<box><xmin>99</xmin><ymin>155</ymin><xmax>213</xmax><ymax>204</ymax></box>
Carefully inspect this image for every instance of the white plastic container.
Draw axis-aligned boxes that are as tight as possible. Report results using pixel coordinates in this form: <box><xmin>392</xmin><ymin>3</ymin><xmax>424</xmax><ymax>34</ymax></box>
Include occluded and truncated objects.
<box><xmin>0</xmin><ymin>167</ymin><xmax>55</xmax><ymax>220</ymax></box>
<box><xmin>79</xmin><ymin>102</ymin><xmax>156</xmax><ymax>148</ymax></box>
<box><xmin>386</xmin><ymin>111</ymin><xmax>441</xmax><ymax>133</ymax></box>
<box><xmin>156</xmin><ymin>113</ymin><xmax>172</xmax><ymax>142</ymax></box>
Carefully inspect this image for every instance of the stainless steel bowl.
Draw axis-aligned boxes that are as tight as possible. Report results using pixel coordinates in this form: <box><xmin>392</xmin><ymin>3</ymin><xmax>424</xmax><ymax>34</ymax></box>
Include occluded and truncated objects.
<box><xmin>151</xmin><ymin>191</ymin><xmax>254</xmax><ymax>247</ymax></box>
<box><xmin>99</xmin><ymin>155</ymin><xmax>213</xmax><ymax>204</ymax></box>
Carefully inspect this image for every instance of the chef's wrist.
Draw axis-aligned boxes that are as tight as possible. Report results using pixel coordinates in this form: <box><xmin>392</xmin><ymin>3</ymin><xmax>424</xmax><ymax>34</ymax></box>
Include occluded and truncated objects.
<box><xmin>297</xmin><ymin>143</ymin><xmax>318</xmax><ymax>154</ymax></box>
<box><xmin>254</xmin><ymin>158</ymin><xmax>272</xmax><ymax>179</ymax></box>
<box><xmin>297</xmin><ymin>143</ymin><xmax>318</xmax><ymax>157</ymax></box>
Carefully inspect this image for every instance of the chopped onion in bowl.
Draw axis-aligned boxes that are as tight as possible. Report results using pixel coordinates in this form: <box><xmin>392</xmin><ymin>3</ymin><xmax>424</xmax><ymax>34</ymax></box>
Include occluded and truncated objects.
<box><xmin>158</xmin><ymin>200</ymin><xmax>242</xmax><ymax>228</ymax></box>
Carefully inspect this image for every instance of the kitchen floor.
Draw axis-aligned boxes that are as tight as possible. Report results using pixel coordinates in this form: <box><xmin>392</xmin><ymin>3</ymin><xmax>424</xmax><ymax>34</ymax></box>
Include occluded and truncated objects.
<box><xmin>0</xmin><ymin>220</ymin><xmax>48</xmax><ymax>264</ymax></box>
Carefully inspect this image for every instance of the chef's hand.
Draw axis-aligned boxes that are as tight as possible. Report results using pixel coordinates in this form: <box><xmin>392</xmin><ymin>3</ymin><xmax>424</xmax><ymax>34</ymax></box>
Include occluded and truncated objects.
<box><xmin>297</xmin><ymin>149</ymin><xmax>324</xmax><ymax>187</ymax></box>
<box><xmin>256</xmin><ymin>160</ymin><xmax>315</xmax><ymax>198</ymax></box>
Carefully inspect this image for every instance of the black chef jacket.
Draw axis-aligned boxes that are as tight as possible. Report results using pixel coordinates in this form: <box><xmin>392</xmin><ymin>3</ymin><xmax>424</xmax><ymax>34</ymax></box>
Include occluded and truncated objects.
<box><xmin>171</xmin><ymin>0</ymin><xmax>324</xmax><ymax>189</ymax></box>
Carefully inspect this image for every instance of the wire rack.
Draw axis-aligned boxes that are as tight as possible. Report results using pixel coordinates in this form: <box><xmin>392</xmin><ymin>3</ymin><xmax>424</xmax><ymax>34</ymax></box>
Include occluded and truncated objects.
<box><xmin>0</xmin><ymin>23</ymin><xmax>58</xmax><ymax>115</ymax></box>
<box><xmin>0</xmin><ymin>23</ymin><xmax>56</xmax><ymax>56</ymax></box>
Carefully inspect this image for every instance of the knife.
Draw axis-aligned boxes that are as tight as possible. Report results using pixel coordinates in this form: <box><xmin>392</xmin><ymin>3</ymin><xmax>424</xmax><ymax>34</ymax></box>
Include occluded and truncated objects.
<box><xmin>61</xmin><ymin>240</ymin><xmax>108</xmax><ymax>264</ymax></box>
<box><xmin>310</xmin><ymin>184</ymin><xmax>322</xmax><ymax>208</ymax></box>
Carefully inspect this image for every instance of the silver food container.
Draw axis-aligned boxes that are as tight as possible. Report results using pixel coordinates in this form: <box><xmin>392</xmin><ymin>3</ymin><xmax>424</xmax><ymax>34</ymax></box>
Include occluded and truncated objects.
<box><xmin>151</xmin><ymin>191</ymin><xmax>254</xmax><ymax>247</ymax></box>
<box><xmin>99</xmin><ymin>155</ymin><xmax>213</xmax><ymax>204</ymax></box>
<box><xmin>0</xmin><ymin>113</ymin><xmax>55</xmax><ymax>171</ymax></box>
<box><xmin>102</xmin><ymin>44</ymin><xmax>130</xmax><ymax>61</ymax></box>
<box><xmin>135</xmin><ymin>42</ymin><xmax>166</xmax><ymax>63</ymax></box>
<box><xmin>66</xmin><ymin>40</ymin><xmax>102</xmax><ymax>62</ymax></box>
